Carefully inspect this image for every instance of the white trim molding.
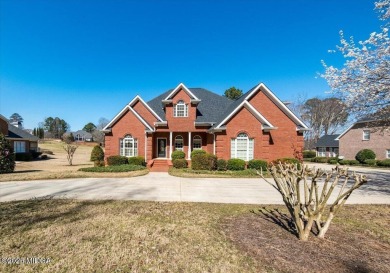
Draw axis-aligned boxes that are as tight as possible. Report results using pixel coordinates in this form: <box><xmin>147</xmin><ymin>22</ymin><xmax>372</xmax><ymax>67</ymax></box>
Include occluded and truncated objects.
<box><xmin>163</xmin><ymin>83</ymin><xmax>201</xmax><ymax>103</ymax></box>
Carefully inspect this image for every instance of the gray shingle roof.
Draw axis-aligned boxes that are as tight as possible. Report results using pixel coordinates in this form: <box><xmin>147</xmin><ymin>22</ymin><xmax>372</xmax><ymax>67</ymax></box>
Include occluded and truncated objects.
<box><xmin>8</xmin><ymin>123</ymin><xmax>39</xmax><ymax>141</ymax></box>
<box><xmin>315</xmin><ymin>134</ymin><xmax>340</xmax><ymax>148</ymax></box>
<box><xmin>147</xmin><ymin>88</ymin><xmax>234</xmax><ymax>123</ymax></box>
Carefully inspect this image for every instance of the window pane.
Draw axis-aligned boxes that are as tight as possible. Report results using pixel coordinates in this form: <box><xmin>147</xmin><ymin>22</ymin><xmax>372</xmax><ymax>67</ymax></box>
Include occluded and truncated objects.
<box><xmin>248</xmin><ymin>139</ymin><xmax>254</xmax><ymax>160</ymax></box>
<box><xmin>193</xmin><ymin>136</ymin><xmax>202</xmax><ymax>149</ymax></box>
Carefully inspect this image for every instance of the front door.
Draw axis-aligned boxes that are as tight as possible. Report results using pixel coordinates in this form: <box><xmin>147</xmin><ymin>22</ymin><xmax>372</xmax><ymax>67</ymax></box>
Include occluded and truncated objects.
<box><xmin>157</xmin><ymin>138</ymin><xmax>167</xmax><ymax>158</ymax></box>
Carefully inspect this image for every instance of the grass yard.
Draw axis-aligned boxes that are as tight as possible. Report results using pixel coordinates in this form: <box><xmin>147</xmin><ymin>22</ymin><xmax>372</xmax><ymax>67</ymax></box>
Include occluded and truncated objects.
<box><xmin>0</xmin><ymin>140</ymin><xmax>148</xmax><ymax>182</ymax></box>
<box><xmin>169</xmin><ymin>167</ymin><xmax>266</xmax><ymax>178</ymax></box>
<box><xmin>0</xmin><ymin>200</ymin><xmax>389</xmax><ymax>273</ymax></box>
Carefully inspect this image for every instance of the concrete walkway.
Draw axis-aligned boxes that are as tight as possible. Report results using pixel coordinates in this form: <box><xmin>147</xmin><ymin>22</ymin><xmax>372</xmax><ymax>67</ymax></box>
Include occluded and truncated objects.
<box><xmin>1</xmin><ymin>172</ymin><xmax>389</xmax><ymax>204</ymax></box>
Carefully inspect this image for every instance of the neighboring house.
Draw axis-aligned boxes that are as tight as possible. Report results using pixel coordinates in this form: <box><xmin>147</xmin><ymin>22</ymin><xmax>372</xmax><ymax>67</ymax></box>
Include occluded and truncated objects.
<box><xmin>0</xmin><ymin>114</ymin><xmax>39</xmax><ymax>153</ymax></box>
<box><xmin>103</xmin><ymin>83</ymin><xmax>309</xmax><ymax>170</ymax></box>
<box><xmin>73</xmin><ymin>130</ymin><xmax>94</xmax><ymax>142</ymax></box>
<box><xmin>315</xmin><ymin>134</ymin><xmax>339</xmax><ymax>157</ymax></box>
<box><xmin>336</xmin><ymin>117</ymin><xmax>390</xmax><ymax>160</ymax></box>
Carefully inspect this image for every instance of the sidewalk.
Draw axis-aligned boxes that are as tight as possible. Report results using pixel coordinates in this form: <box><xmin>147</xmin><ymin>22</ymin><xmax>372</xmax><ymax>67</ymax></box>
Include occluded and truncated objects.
<box><xmin>1</xmin><ymin>172</ymin><xmax>389</xmax><ymax>204</ymax></box>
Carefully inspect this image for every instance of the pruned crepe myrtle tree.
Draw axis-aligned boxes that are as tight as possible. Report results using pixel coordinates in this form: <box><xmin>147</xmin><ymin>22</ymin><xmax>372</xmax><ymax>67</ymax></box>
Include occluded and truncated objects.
<box><xmin>63</xmin><ymin>143</ymin><xmax>78</xmax><ymax>166</ymax></box>
<box><xmin>259</xmin><ymin>163</ymin><xmax>367</xmax><ymax>241</ymax></box>
<box><xmin>321</xmin><ymin>0</ymin><xmax>390</xmax><ymax>126</ymax></box>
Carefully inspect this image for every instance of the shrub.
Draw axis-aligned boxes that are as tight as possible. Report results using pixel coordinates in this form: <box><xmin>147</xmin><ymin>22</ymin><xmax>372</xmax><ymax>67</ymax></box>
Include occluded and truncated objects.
<box><xmin>128</xmin><ymin>156</ymin><xmax>146</xmax><ymax>166</ymax></box>
<box><xmin>302</xmin><ymin>150</ymin><xmax>316</xmax><ymax>158</ymax></box>
<box><xmin>311</xmin><ymin>157</ymin><xmax>328</xmax><ymax>163</ymax></box>
<box><xmin>79</xmin><ymin>164</ymin><xmax>146</xmax><ymax>172</ymax></box>
<box><xmin>90</xmin><ymin>145</ymin><xmax>104</xmax><ymax>162</ymax></box>
<box><xmin>328</xmin><ymin>159</ymin><xmax>338</xmax><ymax>164</ymax></box>
<box><xmin>107</xmin><ymin>155</ymin><xmax>128</xmax><ymax>166</ymax></box>
<box><xmin>227</xmin><ymin>158</ymin><xmax>246</xmax><ymax>171</ymax></box>
<box><xmin>172</xmin><ymin>159</ymin><xmax>188</xmax><ymax>169</ymax></box>
<box><xmin>192</xmin><ymin>153</ymin><xmax>217</xmax><ymax>170</ymax></box>
<box><xmin>40</xmin><ymin>154</ymin><xmax>48</xmax><ymax>160</ymax></box>
<box><xmin>191</xmin><ymin>149</ymin><xmax>206</xmax><ymax>158</ymax></box>
<box><xmin>171</xmin><ymin>150</ymin><xmax>185</xmax><ymax>160</ymax></box>
<box><xmin>349</xmin><ymin>160</ymin><xmax>359</xmax><ymax>165</ymax></box>
<box><xmin>0</xmin><ymin>133</ymin><xmax>15</xmax><ymax>173</ymax></box>
<box><xmin>339</xmin><ymin>160</ymin><xmax>349</xmax><ymax>165</ymax></box>
<box><xmin>217</xmin><ymin>159</ymin><xmax>227</xmax><ymax>171</ymax></box>
<box><xmin>94</xmin><ymin>160</ymin><xmax>105</xmax><ymax>167</ymax></box>
<box><xmin>31</xmin><ymin>151</ymin><xmax>42</xmax><ymax>159</ymax></box>
<box><xmin>377</xmin><ymin>159</ymin><xmax>390</xmax><ymax>167</ymax></box>
<box><xmin>248</xmin><ymin>159</ymin><xmax>268</xmax><ymax>170</ymax></box>
<box><xmin>364</xmin><ymin>159</ymin><xmax>377</xmax><ymax>166</ymax></box>
<box><xmin>355</xmin><ymin>149</ymin><xmax>376</xmax><ymax>163</ymax></box>
<box><xmin>327</xmin><ymin>157</ymin><xmax>339</xmax><ymax>164</ymax></box>
<box><xmin>15</xmin><ymin>152</ymin><xmax>33</xmax><ymax>161</ymax></box>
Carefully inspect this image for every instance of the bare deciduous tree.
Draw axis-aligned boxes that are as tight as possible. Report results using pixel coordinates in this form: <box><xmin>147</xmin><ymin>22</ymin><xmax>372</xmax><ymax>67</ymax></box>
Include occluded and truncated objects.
<box><xmin>259</xmin><ymin>163</ymin><xmax>367</xmax><ymax>241</ymax></box>
<box><xmin>63</xmin><ymin>143</ymin><xmax>78</xmax><ymax>166</ymax></box>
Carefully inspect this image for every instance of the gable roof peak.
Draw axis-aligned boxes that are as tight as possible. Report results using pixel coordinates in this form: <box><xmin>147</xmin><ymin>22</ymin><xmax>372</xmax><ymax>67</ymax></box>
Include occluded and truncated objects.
<box><xmin>163</xmin><ymin>83</ymin><xmax>201</xmax><ymax>103</ymax></box>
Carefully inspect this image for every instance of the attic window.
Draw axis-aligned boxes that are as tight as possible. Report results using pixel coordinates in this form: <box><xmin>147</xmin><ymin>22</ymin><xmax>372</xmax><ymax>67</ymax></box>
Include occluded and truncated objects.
<box><xmin>363</xmin><ymin>130</ymin><xmax>370</xmax><ymax>140</ymax></box>
<box><xmin>174</xmin><ymin>100</ymin><xmax>188</xmax><ymax>117</ymax></box>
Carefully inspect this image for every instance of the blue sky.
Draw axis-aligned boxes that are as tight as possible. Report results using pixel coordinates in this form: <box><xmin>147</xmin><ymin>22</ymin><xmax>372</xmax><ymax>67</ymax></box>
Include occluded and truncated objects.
<box><xmin>0</xmin><ymin>0</ymin><xmax>382</xmax><ymax>130</ymax></box>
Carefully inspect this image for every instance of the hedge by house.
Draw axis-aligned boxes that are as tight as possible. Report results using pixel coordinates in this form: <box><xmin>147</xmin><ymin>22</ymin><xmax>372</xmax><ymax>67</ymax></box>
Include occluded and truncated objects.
<box><xmin>172</xmin><ymin>159</ymin><xmax>188</xmax><ymax>169</ymax></box>
<box><xmin>128</xmin><ymin>156</ymin><xmax>146</xmax><ymax>166</ymax></box>
<box><xmin>377</xmin><ymin>159</ymin><xmax>390</xmax><ymax>167</ymax></box>
<box><xmin>192</xmin><ymin>153</ymin><xmax>217</xmax><ymax>171</ymax></box>
<box><xmin>247</xmin><ymin>159</ymin><xmax>267</xmax><ymax>170</ymax></box>
<box><xmin>217</xmin><ymin>159</ymin><xmax>227</xmax><ymax>171</ymax></box>
<box><xmin>271</xmin><ymin>158</ymin><xmax>301</xmax><ymax>165</ymax></box>
<box><xmin>0</xmin><ymin>133</ymin><xmax>15</xmax><ymax>174</ymax></box>
<box><xmin>171</xmin><ymin>150</ymin><xmax>185</xmax><ymax>160</ymax></box>
<box><xmin>90</xmin><ymin>145</ymin><xmax>104</xmax><ymax>162</ymax></box>
<box><xmin>355</xmin><ymin>149</ymin><xmax>376</xmax><ymax>163</ymax></box>
<box><xmin>227</xmin><ymin>158</ymin><xmax>246</xmax><ymax>171</ymax></box>
<box><xmin>303</xmin><ymin>150</ymin><xmax>316</xmax><ymax>158</ymax></box>
<box><xmin>107</xmin><ymin>155</ymin><xmax>128</xmax><ymax>166</ymax></box>
<box><xmin>191</xmin><ymin>149</ymin><xmax>206</xmax><ymax>158</ymax></box>
<box><xmin>15</xmin><ymin>152</ymin><xmax>33</xmax><ymax>161</ymax></box>
<box><xmin>79</xmin><ymin>164</ymin><xmax>146</xmax><ymax>172</ymax></box>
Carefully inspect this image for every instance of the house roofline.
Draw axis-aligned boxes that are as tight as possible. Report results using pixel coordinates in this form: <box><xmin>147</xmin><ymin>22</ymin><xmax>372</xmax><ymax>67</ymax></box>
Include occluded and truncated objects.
<box><xmin>163</xmin><ymin>83</ymin><xmax>201</xmax><ymax>102</ymax></box>
<box><xmin>129</xmin><ymin>95</ymin><xmax>164</xmax><ymax>122</ymax></box>
<box><xmin>103</xmin><ymin>105</ymin><xmax>154</xmax><ymax>132</ymax></box>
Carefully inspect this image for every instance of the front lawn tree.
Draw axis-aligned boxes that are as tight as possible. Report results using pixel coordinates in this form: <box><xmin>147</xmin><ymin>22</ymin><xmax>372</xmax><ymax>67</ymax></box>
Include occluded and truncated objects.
<box><xmin>83</xmin><ymin>122</ymin><xmax>97</xmax><ymax>133</ymax></box>
<box><xmin>321</xmin><ymin>0</ymin><xmax>390</xmax><ymax>125</ymax></box>
<box><xmin>63</xmin><ymin>143</ymin><xmax>78</xmax><ymax>166</ymax></box>
<box><xmin>224</xmin><ymin>87</ymin><xmax>243</xmax><ymax>100</ymax></box>
<box><xmin>259</xmin><ymin>163</ymin><xmax>367</xmax><ymax>241</ymax></box>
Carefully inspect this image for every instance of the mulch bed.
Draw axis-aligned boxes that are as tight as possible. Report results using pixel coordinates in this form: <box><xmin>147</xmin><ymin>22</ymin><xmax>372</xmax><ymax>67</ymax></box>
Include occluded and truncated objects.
<box><xmin>223</xmin><ymin>209</ymin><xmax>390</xmax><ymax>273</ymax></box>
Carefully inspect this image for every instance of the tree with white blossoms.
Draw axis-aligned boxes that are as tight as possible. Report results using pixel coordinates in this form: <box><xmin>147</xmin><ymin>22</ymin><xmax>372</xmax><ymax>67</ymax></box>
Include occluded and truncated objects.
<box><xmin>321</xmin><ymin>0</ymin><xmax>390</xmax><ymax>125</ymax></box>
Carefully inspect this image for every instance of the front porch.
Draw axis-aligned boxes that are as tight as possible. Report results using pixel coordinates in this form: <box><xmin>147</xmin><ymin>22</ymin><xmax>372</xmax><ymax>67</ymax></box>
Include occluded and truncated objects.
<box><xmin>146</xmin><ymin>131</ymin><xmax>213</xmax><ymax>171</ymax></box>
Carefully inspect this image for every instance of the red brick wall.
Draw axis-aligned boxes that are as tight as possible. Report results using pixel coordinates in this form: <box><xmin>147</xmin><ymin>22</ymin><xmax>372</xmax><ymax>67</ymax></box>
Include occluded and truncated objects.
<box><xmin>0</xmin><ymin>118</ymin><xmax>8</xmax><ymax>135</ymax></box>
<box><xmin>133</xmin><ymin>101</ymin><xmax>157</xmax><ymax>127</ymax></box>
<box><xmin>104</xmin><ymin>109</ymin><xmax>147</xmax><ymax>160</ymax></box>
<box><xmin>339</xmin><ymin>123</ymin><xmax>390</xmax><ymax>160</ymax></box>
<box><xmin>216</xmin><ymin>90</ymin><xmax>303</xmax><ymax>161</ymax></box>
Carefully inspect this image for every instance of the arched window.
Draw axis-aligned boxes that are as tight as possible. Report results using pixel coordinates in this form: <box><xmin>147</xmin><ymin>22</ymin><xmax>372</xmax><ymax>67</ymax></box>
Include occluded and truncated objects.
<box><xmin>231</xmin><ymin>133</ymin><xmax>254</xmax><ymax>161</ymax></box>
<box><xmin>174</xmin><ymin>100</ymin><xmax>188</xmax><ymax>117</ymax></box>
<box><xmin>193</xmin><ymin>135</ymin><xmax>202</xmax><ymax>150</ymax></box>
<box><xmin>120</xmin><ymin>135</ymin><xmax>138</xmax><ymax>157</ymax></box>
<box><xmin>175</xmin><ymin>135</ymin><xmax>184</xmax><ymax>151</ymax></box>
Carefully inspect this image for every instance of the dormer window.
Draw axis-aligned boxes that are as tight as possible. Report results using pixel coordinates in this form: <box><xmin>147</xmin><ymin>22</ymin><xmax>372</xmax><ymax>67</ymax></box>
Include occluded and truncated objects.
<box><xmin>174</xmin><ymin>100</ymin><xmax>188</xmax><ymax>117</ymax></box>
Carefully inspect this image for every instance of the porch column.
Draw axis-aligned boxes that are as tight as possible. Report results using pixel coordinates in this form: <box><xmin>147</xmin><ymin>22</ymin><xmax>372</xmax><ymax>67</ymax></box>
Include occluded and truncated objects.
<box><xmin>188</xmin><ymin>131</ymin><xmax>192</xmax><ymax>159</ymax></box>
<box><xmin>169</xmin><ymin>131</ymin><xmax>173</xmax><ymax>159</ymax></box>
<box><xmin>213</xmin><ymin>133</ymin><xmax>216</xmax><ymax>155</ymax></box>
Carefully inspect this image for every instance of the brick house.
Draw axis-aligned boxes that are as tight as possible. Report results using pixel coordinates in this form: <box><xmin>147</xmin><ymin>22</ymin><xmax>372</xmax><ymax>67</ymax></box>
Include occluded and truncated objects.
<box><xmin>315</xmin><ymin>134</ymin><xmax>339</xmax><ymax>158</ymax></box>
<box><xmin>0</xmin><ymin>114</ymin><xmax>39</xmax><ymax>153</ymax></box>
<box><xmin>336</xmin><ymin>118</ymin><xmax>390</xmax><ymax>160</ymax></box>
<box><xmin>103</xmin><ymin>83</ymin><xmax>309</xmax><ymax>170</ymax></box>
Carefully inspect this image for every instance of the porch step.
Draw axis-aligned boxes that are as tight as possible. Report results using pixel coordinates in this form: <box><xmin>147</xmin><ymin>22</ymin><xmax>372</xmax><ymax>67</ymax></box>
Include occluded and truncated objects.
<box><xmin>149</xmin><ymin>159</ymin><xmax>170</xmax><ymax>172</ymax></box>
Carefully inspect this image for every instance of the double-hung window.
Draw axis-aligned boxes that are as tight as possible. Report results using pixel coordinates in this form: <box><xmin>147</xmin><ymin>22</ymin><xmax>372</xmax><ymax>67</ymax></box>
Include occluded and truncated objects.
<box><xmin>231</xmin><ymin>133</ymin><xmax>254</xmax><ymax>161</ymax></box>
<box><xmin>387</xmin><ymin>149</ymin><xmax>390</xmax><ymax>159</ymax></box>
<box><xmin>318</xmin><ymin>147</ymin><xmax>326</xmax><ymax>157</ymax></box>
<box><xmin>120</xmin><ymin>135</ymin><xmax>138</xmax><ymax>157</ymax></box>
<box><xmin>14</xmin><ymin>141</ymin><xmax>26</xmax><ymax>153</ymax></box>
<box><xmin>363</xmin><ymin>130</ymin><xmax>370</xmax><ymax>140</ymax></box>
<box><xmin>193</xmin><ymin>135</ymin><xmax>202</xmax><ymax>150</ymax></box>
<box><xmin>174</xmin><ymin>100</ymin><xmax>188</xmax><ymax>117</ymax></box>
<box><xmin>175</xmin><ymin>135</ymin><xmax>184</xmax><ymax>151</ymax></box>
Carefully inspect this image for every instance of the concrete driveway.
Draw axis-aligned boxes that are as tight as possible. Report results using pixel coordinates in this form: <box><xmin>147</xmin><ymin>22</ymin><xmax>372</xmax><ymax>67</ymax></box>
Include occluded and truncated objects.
<box><xmin>1</xmin><ymin>171</ymin><xmax>389</xmax><ymax>204</ymax></box>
